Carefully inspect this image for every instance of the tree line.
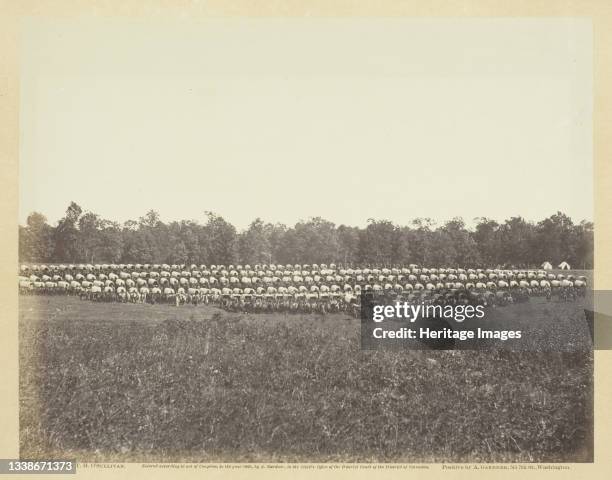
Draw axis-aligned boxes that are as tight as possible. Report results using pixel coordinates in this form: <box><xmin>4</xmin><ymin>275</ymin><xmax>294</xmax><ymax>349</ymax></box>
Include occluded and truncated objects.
<box><xmin>19</xmin><ymin>202</ymin><xmax>594</xmax><ymax>269</ymax></box>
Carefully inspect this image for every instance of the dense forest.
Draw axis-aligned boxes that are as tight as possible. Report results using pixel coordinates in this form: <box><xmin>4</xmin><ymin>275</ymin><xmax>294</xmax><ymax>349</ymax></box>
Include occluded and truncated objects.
<box><xmin>19</xmin><ymin>202</ymin><xmax>593</xmax><ymax>268</ymax></box>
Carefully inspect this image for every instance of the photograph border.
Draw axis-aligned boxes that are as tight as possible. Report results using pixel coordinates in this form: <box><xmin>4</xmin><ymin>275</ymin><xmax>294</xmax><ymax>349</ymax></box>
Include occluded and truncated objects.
<box><xmin>1</xmin><ymin>1</ymin><xmax>611</xmax><ymax>478</ymax></box>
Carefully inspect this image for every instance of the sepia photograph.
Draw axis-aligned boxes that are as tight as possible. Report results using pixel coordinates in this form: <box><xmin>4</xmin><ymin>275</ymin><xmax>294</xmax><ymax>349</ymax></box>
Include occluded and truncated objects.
<box><xmin>12</xmin><ymin>14</ymin><xmax>598</xmax><ymax>467</ymax></box>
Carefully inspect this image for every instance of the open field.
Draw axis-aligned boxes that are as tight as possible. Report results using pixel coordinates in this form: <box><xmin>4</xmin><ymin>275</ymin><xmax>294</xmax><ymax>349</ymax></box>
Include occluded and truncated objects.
<box><xmin>19</xmin><ymin>295</ymin><xmax>593</xmax><ymax>463</ymax></box>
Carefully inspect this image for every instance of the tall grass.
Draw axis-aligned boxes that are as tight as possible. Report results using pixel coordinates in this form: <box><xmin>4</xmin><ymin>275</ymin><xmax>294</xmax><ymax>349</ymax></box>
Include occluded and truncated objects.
<box><xmin>19</xmin><ymin>297</ymin><xmax>593</xmax><ymax>463</ymax></box>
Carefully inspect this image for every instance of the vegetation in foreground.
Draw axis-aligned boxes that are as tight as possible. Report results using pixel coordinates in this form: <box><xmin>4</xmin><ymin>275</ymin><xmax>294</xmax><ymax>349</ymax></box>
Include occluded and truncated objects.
<box><xmin>20</xmin><ymin>296</ymin><xmax>593</xmax><ymax>463</ymax></box>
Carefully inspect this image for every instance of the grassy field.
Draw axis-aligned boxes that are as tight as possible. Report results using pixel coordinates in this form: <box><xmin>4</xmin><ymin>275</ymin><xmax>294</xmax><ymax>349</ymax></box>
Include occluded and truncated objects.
<box><xmin>19</xmin><ymin>294</ymin><xmax>593</xmax><ymax>463</ymax></box>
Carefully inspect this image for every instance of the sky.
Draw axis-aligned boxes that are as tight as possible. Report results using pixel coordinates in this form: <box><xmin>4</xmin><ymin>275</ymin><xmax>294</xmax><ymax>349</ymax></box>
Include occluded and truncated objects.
<box><xmin>19</xmin><ymin>18</ymin><xmax>593</xmax><ymax>229</ymax></box>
